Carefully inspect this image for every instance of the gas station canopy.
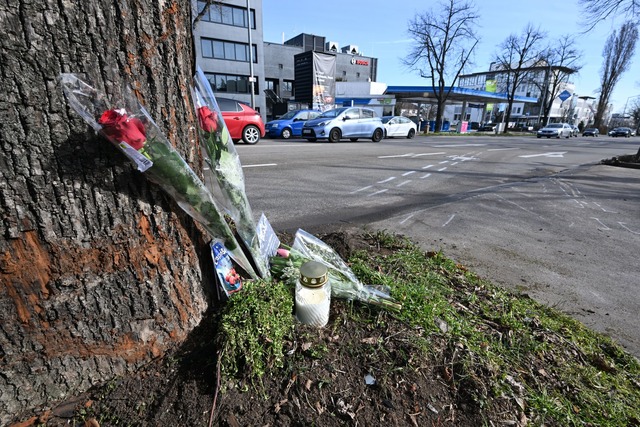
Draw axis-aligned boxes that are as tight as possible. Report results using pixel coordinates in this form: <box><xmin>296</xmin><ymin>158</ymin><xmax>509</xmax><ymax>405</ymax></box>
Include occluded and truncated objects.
<box><xmin>385</xmin><ymin>86</ymin><xmax>539</xmax><ymax>105</ymax></box>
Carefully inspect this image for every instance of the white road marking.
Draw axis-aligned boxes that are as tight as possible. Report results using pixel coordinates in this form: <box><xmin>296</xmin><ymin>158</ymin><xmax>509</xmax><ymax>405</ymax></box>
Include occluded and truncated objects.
<box><xmin>243</xmin><ymin>163</ymin><xmax>277</xmax><ymax>168</ymax></box>
<box><xmin>619</xmin><ymin>222</ymin><xmax>640</xmax><ymax>235</ymax></box>
<box><xmin>402</xmin><ymin>171</ymin><xmax>416</xmax><ymax>176</ymax></box>
<box><xmin>397</xmin><ymin>180</ymin><xmax>412</xmax><ymax>187</ymax></box>
<box><xmin>400</xmin><ymin>213</ymin><xmax>415</xmax><ymax>224</ymax></box>
<box><xmin>488</xmin><ymin>147</ymin><xmax>519</xmax><ymax>151</ymax></box>
<box><xmin>378</xmin><ymin>177</ymin><xmax>396</xmax><ymax>183</ymax></box>
<box><xmin>422</xmin><ymin>164</ymin><xmax>434</xmax><ymax>169</ymax></box>
<box><xmin>411</xmin><ymin>152</ymin><xmax>446</xmax><ymax>157</ymax></box>
<box><xmin>448</xmin><ymin>155</ymin><xmax>477</xmax><ymax>161</ymax></box>
<box><xmin>518</xmin><ymin>152</ymin><xmax>567</xmax><ymax>158</ymax></box>
<box><xmin>591</xmin><ymin>218</ymin><xmax>610</xmax><ymax>230</ymax></box>
<box><xmin>443</xmin><ymin>214</ymin><xmax>456</xmax><ymax>227</ymax></box>
<box><xmin>350</xmin><ymin>185</ymin><xmax>373</xmax><ymax>194</ymax></box>
<box><xmin>420</xmin><ymin>173</ymin><xmax>432</xmax><ymax>179</ymax></box>
<box><xmin>593</xmin><ymin>202</ymin><xmax>618</xmax><ymax>213</ymax></box>
<box><xmin>439</xmin><ymin>160</ymin><xmax>449</xmax><ymax>164</ymax></box>
<box><xmin>368</xmin><ymin>189</ymin><xmax>389</xmax><ymax>197</ymax></box>
<box><xmin>437</xmin><ymin>167</ymin><xmax>448</xmax><ymax>171</ymax></box>
<box><xmin>378</xmin><ymin>153</ymin><xmax>414</xmax><ymax>158</ymax></box>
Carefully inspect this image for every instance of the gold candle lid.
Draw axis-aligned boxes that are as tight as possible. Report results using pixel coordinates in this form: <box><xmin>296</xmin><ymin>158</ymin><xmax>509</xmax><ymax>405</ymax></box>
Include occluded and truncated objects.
<box><xmin>299</xmin><ymin>261</ymin><xmax>328</xmax><ymax>288</ymax></box>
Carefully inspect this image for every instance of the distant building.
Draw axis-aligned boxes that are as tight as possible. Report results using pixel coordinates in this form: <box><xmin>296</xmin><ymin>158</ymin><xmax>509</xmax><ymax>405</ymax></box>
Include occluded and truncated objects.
<box><xmin>193</xmin><ymin>0</ymin><xmax>379</xmax><ymax>121</ymax></box>
<box><xmin>193</xmin><ymin>0</ymin><xmax>267</xmax><ymax>117</ymax></box>
<box><xmin>456</xmin><ymin>62</ymin><xmax>592</xmax><ymax>127</ymax></box>
<box><xmin>191</xmin><ymin>1</ymin><xmax>598</xmax><ymax>128</ymax></box>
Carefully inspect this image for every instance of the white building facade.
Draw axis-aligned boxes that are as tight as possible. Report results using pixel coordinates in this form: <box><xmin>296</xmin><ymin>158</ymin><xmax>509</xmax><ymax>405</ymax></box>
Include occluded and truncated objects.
<box><xmin>456</xmin><ymin>63</ymin><xmax>596</xmax><ymax>128</ymax></box>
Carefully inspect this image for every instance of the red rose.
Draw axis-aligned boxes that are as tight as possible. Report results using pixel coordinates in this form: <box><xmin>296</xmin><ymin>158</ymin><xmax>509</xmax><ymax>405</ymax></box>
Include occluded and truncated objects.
<box><xmin>98</xmin><ymin>109</ymin><xmax>147</xmax><ymax>150</ymax></box>
<box><xmin>197</xmin><ymin>106</ymin><xmax>218</xmax><ymax>133</ymax></box>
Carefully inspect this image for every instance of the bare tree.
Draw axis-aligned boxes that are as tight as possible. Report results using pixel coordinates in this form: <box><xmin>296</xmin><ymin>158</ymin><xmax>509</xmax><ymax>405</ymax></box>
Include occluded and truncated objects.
<box><xmin>528</xmin><ymin>35</ymin><xmax>582</xmax><ymax>125</ymax></box>
<box><xmin>580</xmin><ymin>0</ymin><xmax>640</xmax><ymax>29</ymax></box>
<box><xmin>403</xmin><ymin>0</ymin><xmax>480</xmax><ymax>132</ymax></box>
<box><xmin>494</xmin><ymin>24</ymin><xmax>546</xmax><ymax>133</ymax></box>
<box><xmin>593</xmin><ymin>21</ymin><xmax>638</xmax><ymax>128</ymax></box>
<box><xmin>0</xmin><ymin>1</ymin><xmax>211</xmax><ymax>422</ymax></box>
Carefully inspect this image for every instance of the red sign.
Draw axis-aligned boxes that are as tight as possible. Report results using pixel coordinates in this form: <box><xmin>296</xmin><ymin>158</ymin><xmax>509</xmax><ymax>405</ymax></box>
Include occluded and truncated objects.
<box><xmin>350</xmin><ymin>58</ymin><xmax>369</xmax><ymax>66</ymax></box>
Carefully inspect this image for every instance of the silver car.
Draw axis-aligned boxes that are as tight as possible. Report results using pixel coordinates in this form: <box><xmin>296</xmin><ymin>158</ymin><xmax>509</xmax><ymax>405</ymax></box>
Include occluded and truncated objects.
<box><xmin>536</xmin><ymin>123</ymin><xmax>572</xmax><ymax>139</ymax></box>
<box><xmin>301</xmin><ymin>107</ymin><xmax>385</xmax><ymax>142</ymax></box>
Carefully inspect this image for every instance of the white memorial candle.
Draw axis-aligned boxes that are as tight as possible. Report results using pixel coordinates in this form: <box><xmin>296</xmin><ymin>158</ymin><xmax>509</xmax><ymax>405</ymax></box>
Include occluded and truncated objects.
<box><xmin>295</xmin><ymin>287</ymin><xmax>330</xmax><ymax>327</ymax></box>
<box><xmin>295</xmin><ymin>261</ymin><xmax>331</xmax><ymax>327</ymax></box>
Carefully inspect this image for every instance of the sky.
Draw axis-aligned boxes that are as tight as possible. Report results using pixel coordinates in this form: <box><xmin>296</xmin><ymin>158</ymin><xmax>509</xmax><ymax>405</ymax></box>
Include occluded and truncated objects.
<box><xmin>262</xmin><ymin>0</ymin><xmax>640</xmax><ymax>113</ymax></box>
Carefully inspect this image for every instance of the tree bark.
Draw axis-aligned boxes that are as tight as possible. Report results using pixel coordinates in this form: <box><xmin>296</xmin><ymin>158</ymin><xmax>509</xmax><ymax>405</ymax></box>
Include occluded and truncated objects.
<box><xmin>0</xmin><ymin>1</ymin><xmax>211</xmax><ymax>423</ymax></box>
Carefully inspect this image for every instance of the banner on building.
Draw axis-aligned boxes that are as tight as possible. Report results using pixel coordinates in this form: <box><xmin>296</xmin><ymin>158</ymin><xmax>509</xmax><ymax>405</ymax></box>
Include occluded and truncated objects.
<box><xmin>294</xmin><ymin>51</ymin><xmax>336</xmax><ymax>111</ymax></box>
<box><xmin>485</xmin><ymin>79</ymin><xmax>497</xmax><ymax>118</ymax></box>
<box><xmin>312</xmin><ymin>52</ymin><xmax>336</xmax><ymax>111</ymax></box>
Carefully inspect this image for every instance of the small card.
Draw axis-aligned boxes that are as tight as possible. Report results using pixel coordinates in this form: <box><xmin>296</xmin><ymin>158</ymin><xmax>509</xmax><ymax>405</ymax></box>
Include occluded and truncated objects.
<box><xmin>211</xmin><ymin>240</ymin><xmax>242</xmax><ymax>298</ymax></box>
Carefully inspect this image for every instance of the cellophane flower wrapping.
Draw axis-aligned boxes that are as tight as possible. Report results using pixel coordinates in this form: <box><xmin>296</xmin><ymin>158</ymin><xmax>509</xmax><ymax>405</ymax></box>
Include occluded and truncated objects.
<box><xmin>192</xmin><ymin>67</ymin><xmax>269</xmax><ymax>278</ymax></box>
<box><xmin>270</xmin><ymin>229</ymin><xmax>402</xmax><ymax>312</ymax></box>
<box><xmin>59</xmin><ymin>73</ymin><xmax>257</xmax><ymax>278</ymax></box>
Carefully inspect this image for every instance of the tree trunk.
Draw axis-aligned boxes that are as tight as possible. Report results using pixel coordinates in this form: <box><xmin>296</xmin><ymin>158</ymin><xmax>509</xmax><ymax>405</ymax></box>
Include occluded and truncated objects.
<box><xmin>0</xmin><ymin>1</ymin><xmax>211</xmax><ymax>423</ymax></box>
<box><xmin>434</xmin><ymin>101</ymin><xmax>444</xmax><ymax>133</ymax></box>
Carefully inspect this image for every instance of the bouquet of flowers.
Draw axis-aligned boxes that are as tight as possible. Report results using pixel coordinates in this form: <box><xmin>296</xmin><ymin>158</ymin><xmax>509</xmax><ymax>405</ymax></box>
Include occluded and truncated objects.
<box><xmin>59</xmin><ymin>73</ymin><xmax>256</xmax><ymax>278</ymax></box>
<box><xmin>270</xmin><ymin>229</ymin><xmax>402</xmax><ymax>312</ymax></box>
<box><xmin>192</xmin><ymin>68</ymin><xmax>269</xmax><ymax>278</ymax></box>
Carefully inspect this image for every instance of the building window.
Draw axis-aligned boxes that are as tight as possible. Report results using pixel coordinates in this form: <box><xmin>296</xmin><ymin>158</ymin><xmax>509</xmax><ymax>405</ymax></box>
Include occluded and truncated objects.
<box><xmin>265</xmin><ymin>79</ymin><xmax>275</xmax><ymax>91</ymax></box>
<box><xmin>282</xmin><ymin>80</ymin><xmax>293</xmax><ymax>97</ymax></box>
<box><xmin>205</xmin><ymin>72</ymin><xmax>258</xmax><ymax>95</ymax></box>
<box><xmin>197</xmin><ymin>1</ymin><xmax>256</xmax><ymax>29</ymax></box>
<box><xmin>278</xmin><ymin>64</ymin><xmax>283</xmax><ymax>69</ymax></box>
<box><xmin>201</xmin><ymin>38</ymin><xmax>257</xmax><ymax>63</ymax></box>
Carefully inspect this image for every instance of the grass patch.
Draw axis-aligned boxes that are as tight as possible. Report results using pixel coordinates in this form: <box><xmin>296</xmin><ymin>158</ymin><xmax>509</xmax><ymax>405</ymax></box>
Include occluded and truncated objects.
<box><xmin>216</xmin><ymin>230</ymin><xmax>640</xmax><ymax>426</ymax></box>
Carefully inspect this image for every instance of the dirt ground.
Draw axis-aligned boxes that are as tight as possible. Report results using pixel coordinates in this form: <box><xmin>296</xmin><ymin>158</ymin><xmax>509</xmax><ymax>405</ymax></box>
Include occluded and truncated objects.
<box><xmin>17</xmin><ymin>230</ymin><xmax>522</xmax><ymax>427</ymax></box>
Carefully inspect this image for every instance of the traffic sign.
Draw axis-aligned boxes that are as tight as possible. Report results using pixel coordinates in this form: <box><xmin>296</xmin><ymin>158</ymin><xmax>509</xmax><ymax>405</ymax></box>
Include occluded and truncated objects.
<box><xmin>558</xmin><ymin>90</ymin><xmax>572</xmax><ymax>102</ymax></box>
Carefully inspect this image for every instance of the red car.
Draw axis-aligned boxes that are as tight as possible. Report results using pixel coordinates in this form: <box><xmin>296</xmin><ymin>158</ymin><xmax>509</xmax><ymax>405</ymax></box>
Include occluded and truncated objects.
<box><xmin>216</xmin><ymin>97</ymin><xmax>265</xmax><ymax>144</ymax></box>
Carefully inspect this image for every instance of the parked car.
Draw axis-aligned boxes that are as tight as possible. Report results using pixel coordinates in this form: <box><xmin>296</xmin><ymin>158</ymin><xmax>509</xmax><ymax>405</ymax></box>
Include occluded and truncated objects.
<box><xmin>582</xmin><ymin>128</ymin><xmax>599</xmax><ymax>137</ymax></box>
<box><xmin>265</xmin><ymin>109</ymin><xmax>321</xmax><ymax>139</ymax></box>
<box><xmin>381</xmin><ymin>116</ymin><xmax>418</xmax><ymax>138</ymax></box>
<box><xmin>478</xmin><ymin>123</ymin><xmax>497</xmax><ymax>132</ymax></box>
<box><xmin>536</xmin><ymin>123</ymin><xmax>572</xmax><ymax>139</ymax></box>
<box><xmin>571</xmin><ymin>125</ymin><xmax>579</xmax><ymax>137</ymax></box>
<box><xmin>512</xmin><ymin>124</ymin><xmax>534</xmax><ymax>132</ymax></box>
<box><xmin>301</xmin><ymin>107</ymin><xmax>385</xmax><ymax>142</ymax></box>
<box><xmin>216</xmin><ymin>97</ymin><xmax>265</xmax><ymax>144</ymax></box>
<box><xmin>608</xmin><ymin>127</ymin><xmax>632</xmax><ymax>137</ymax></box>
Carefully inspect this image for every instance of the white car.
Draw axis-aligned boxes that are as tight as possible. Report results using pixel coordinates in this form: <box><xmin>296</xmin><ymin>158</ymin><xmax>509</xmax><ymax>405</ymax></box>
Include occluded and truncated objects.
<box><xmin>381</xmin><ymin>116</ymin><xmax>418</xmax><ymax>138</ymax></box>
<box><xmin>536</xmin><ymin>123</ymin><xmax>572</xmax><ymax>139</ymax></box>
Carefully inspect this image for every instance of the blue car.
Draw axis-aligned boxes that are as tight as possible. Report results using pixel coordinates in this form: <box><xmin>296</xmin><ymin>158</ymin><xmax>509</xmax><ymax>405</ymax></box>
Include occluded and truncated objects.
<box><xmin>301</xmin><ymin>107</ymin><xmax>385</xmax><ymax>143</ymax></box>
<box><xmin>266</xmin><ymin>109</ymin><xmax>321</xmax><ymax>139</ymax></box>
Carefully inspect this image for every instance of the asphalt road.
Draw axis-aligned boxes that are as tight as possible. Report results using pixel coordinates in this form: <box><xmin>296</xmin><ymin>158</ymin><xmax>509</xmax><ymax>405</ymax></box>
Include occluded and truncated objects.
<box><xmin>236</xmin><ymin>133</ymin><xmax>640</xmax><ymax>358</ymax></box>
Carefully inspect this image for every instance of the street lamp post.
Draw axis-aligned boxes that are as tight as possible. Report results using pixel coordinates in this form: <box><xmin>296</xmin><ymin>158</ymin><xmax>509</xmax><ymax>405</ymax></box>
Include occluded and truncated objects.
<box><xmin>247</xmin><ymin>0</ymin><xmax>255</xmax><ymax>109</ymax></box>
<box><xmin>622</xmin><ymin>94</ymin><xmax>640</xmax><ymax>120</ymax></box>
